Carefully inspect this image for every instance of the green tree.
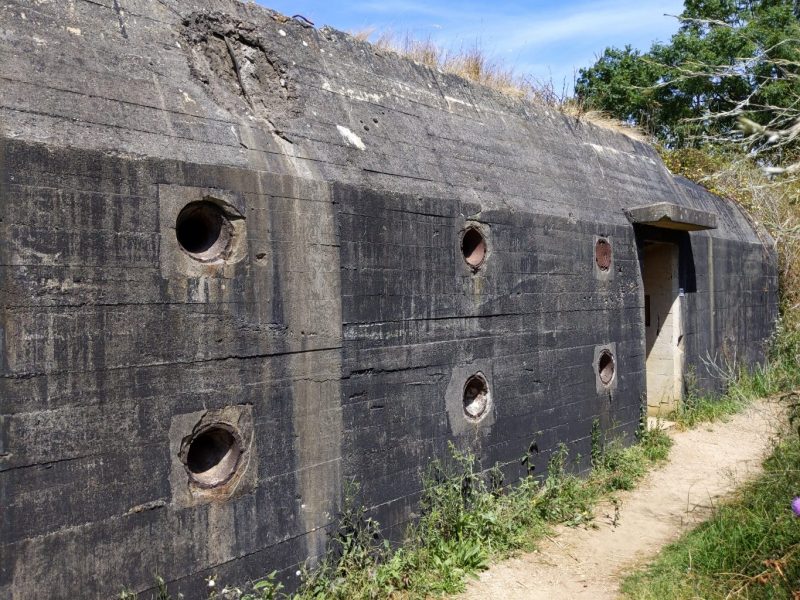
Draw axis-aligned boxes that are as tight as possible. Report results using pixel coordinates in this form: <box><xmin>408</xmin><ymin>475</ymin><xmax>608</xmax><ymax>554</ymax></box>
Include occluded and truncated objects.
<box><xmin>576</xmin><ymin>0</ymin><xmax>800</xmax><ymax>148</ymax></box>
<box><xmin>573</xmin><ymin>46</ymin><xmax>659</xmax><ymax>128</ymax></box>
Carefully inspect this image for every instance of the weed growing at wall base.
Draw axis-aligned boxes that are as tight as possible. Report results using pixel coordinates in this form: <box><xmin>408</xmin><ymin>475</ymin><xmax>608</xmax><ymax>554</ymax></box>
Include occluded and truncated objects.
<box><xmin>120</xmin><ymin>429</ymin><xmax>672</xmax><ymax>600</ymax></box>
<box><xmin>671</xmin><ymin>324</ymin><xmax>800</xmax><ymax>430</ymax></box>
<box><xmin>288</xmin><ymin>431</ymin><xmax>670</xmax><ymax>599</ymax></box>
<box><xmin>120</xmin><ymin>573</ymin><xmax>284</xmax><ymax>600</ymax></box>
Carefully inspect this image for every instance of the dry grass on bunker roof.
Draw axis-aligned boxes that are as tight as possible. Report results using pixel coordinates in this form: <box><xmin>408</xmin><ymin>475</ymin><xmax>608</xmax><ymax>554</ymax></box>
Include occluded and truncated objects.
<box><xmin>348</xmin><ymin>30</ymin><xmax>648</xmax><ymax>142</ymax></box>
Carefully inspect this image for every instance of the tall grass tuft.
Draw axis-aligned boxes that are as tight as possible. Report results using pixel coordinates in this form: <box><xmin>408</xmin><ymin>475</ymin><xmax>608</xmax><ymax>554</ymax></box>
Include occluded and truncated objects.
<box><xmin>347</xmin><ymin>29</ymin><xmax>647</xmax><ymax>141</ymax></box>
<box><xmin>671</xmin><ymin>327</ymin><xmax>800</xmax><ymax>430</ymax></box>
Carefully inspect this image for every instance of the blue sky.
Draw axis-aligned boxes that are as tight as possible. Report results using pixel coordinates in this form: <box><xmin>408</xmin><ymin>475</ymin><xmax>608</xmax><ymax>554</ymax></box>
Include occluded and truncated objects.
<box><xmin>257</xmin><ymin>0</ymin><xmax>685</xmax><ymax>92</ymax></box>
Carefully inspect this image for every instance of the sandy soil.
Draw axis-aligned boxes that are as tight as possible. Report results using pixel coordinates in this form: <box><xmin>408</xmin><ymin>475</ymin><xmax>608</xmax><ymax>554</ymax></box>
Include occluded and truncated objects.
<box><xmin>458</xmin><ymin>399</ymin><xmax>784</xmax><ymax>600</ymax></box>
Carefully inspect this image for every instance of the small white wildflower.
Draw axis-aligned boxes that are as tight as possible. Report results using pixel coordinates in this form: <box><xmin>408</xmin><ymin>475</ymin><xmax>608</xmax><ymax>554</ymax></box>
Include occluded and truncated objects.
<box><xmin>207</xmin><ymin>578</ymin><xmax>216</xmax><ymax>588</ymax></box>
<box><xmin>295</xmin><ymin>570</ymin><xmax>301</xmax><ymax>576</ymax></box>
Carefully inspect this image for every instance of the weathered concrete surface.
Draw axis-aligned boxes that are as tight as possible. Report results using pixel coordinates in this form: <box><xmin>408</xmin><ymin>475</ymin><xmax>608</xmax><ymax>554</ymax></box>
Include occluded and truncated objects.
<box><xmin>626</xmin><ymin>202</ymin><xmax>718</xmax><ymax>231</ymax></box>
<box><xmin>0</xmin><ymin>1</ymin><xmax>778</xmax><ymax>598</ymax></box>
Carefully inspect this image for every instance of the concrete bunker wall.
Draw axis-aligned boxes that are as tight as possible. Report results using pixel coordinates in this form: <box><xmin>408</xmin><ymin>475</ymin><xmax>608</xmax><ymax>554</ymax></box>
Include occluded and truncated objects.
<box><xmin>0</xmin><ymin>144</ymin><xmax>345</xmax><ymax>597</ymax></box>
<box><xmin>336</xmin><ymin>183</ymin><xmax>645</xmax><ymax>532</ymax></box>
<box><xmin>0</xmin><ymin>0</ymin><xmax>779</xmax><ymax>598</ymax></box>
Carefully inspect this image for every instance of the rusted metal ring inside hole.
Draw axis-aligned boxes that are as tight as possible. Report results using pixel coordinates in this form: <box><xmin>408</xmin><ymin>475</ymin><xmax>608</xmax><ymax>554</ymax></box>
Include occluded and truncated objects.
<box><xmin>463</xmin><ymin>373</ymin><xmax>490</xmax><ymax>420</ymax></box>
<box><xmin>595</xmin><ymin>238</ymin><xmax>612</xmax><ymax>271</ymax></box>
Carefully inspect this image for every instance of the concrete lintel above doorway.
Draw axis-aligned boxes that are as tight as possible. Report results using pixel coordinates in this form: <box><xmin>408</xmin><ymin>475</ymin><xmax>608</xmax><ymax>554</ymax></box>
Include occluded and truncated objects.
<box><xmin>625</xmin><ymin>202</ymin><xmax>717</xmax><ymax>231</ymax></box>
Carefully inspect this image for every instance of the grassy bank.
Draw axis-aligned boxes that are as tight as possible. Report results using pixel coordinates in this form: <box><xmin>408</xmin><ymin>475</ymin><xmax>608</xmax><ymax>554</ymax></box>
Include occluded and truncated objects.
<box><xmin>621</xmin><ymin>325</ymin><xmax>800</xmax><ymax>599</ymax></box>
<box><xmin>622</xmin><ymin>393</ymin><xmax>800</xmax><ymax>599</ymax></box>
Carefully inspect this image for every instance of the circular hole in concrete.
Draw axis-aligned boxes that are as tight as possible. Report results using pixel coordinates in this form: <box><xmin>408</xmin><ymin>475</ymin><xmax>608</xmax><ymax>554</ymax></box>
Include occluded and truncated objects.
<box><xmin>598</xmin><ymin>350</ymin><xmax>615</xmax><ymax>386</ymax></box>
<box><xmin>595</xmin><ymin>238</ymin><xmax>612</xmax><ymax>271</ymax></box>
<box><xmin>176</xmin><ymin>201</ymin><xmax>231</xmax><ymax>261</ymax></box>
<box><xmin>463</xmin><ymin>373</ymin><xmax>491</xmax><ymax>421</ymax></box>
<box><xmin>462</xmin><ymin>227</ymin><xmax>486</xmax><ymax>269</ymax></box>
<box><xmin>186</xmin><ymin>426</ymin><xmax>241</xmax><ymax>488</ymax></box>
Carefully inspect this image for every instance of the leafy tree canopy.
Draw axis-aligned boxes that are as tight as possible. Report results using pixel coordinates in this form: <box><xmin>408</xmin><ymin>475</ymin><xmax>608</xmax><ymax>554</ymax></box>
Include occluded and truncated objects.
<box><xmin>575</xmin><ymin>0</ymin><xmax>800</xmax><ymax>148</ymax></box>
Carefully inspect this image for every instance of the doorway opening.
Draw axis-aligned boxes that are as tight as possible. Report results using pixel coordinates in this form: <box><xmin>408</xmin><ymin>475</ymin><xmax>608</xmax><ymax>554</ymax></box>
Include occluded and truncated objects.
<box><xmin>642</xmin><ymin>242</ymin><xmax>684</xmax><ymax>416</ymax></box>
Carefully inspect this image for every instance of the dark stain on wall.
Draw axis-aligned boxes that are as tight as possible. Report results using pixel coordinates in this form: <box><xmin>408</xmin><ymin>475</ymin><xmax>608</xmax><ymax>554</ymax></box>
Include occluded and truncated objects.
<box><xmin>0</xmin><ymin>0</ymin><xmax>779</xmax><ymax>597</ymax></box>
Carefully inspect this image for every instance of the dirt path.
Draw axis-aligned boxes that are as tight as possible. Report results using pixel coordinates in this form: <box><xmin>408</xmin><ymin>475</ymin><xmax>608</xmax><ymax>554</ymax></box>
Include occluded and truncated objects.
<box><xmin>459</xmin><ymin>398</ymin><xmax>784</xmax><ymax>600</ymax></box>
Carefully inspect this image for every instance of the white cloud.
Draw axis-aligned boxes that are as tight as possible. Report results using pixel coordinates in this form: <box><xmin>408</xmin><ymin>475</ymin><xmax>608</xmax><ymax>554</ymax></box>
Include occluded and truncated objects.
<box><xmin>430</xmin><ymin>0</ymin><xmax>683</xmax><ymax>52</ymax></box>
<box><xmin>497</xmin><ymin>3</ymin><xmax>682</xmax><ymax>51</ymax></box>
<box><xmin>417</xmin><ymin>0</ymin><xmax>684</xmax><ymax>88</ymax></box>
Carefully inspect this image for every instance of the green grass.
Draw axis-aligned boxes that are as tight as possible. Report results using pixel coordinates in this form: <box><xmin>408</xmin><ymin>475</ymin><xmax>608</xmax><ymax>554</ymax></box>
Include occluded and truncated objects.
<box><xmin>622</xmin><ymin>401</ymin><xmax>800</xmax><ymax>599</ymax></box>
<box><xmin>670</xmin><ymin>324</ymin><xmax>800</xmax><ymax>431</ymax></box>
<box><xmin>670</xmin><ymin>370</ymin><xmax>762</xmax><ymax>430</ymax></box>
<box><xmin>621</xmin><ymin>326</ymin><xmax>800</xmax><ymax>600</ymax></box>
<box><xmin>670</xmin><ymin>393</ymin><xmax>746</xmax><ymax>429</ymax></box>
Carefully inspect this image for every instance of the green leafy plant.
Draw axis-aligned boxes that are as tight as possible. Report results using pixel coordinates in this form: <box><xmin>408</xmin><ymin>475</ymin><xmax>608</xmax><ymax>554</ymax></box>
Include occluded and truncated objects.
<box><xmin>119</xmin><ymin>576</ymin><xmax>179</xmax><ymax>600</ymax></box>
<box><xmin>120</xmin><ymin>427</ymin><xmax>674</xmax><ymax>600</ymax></box>
<box><xmin>206</xmin><ymin>572</ymin><xmax>284</xmax><ymax>600</ymax></box>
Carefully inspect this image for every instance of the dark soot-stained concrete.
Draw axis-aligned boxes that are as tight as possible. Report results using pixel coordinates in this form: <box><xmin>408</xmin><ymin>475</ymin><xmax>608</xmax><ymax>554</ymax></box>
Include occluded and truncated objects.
<box><xmin>0</xmin><ymin>1</ymin><xmax>778</xmax><ymax>597</ymax></box>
